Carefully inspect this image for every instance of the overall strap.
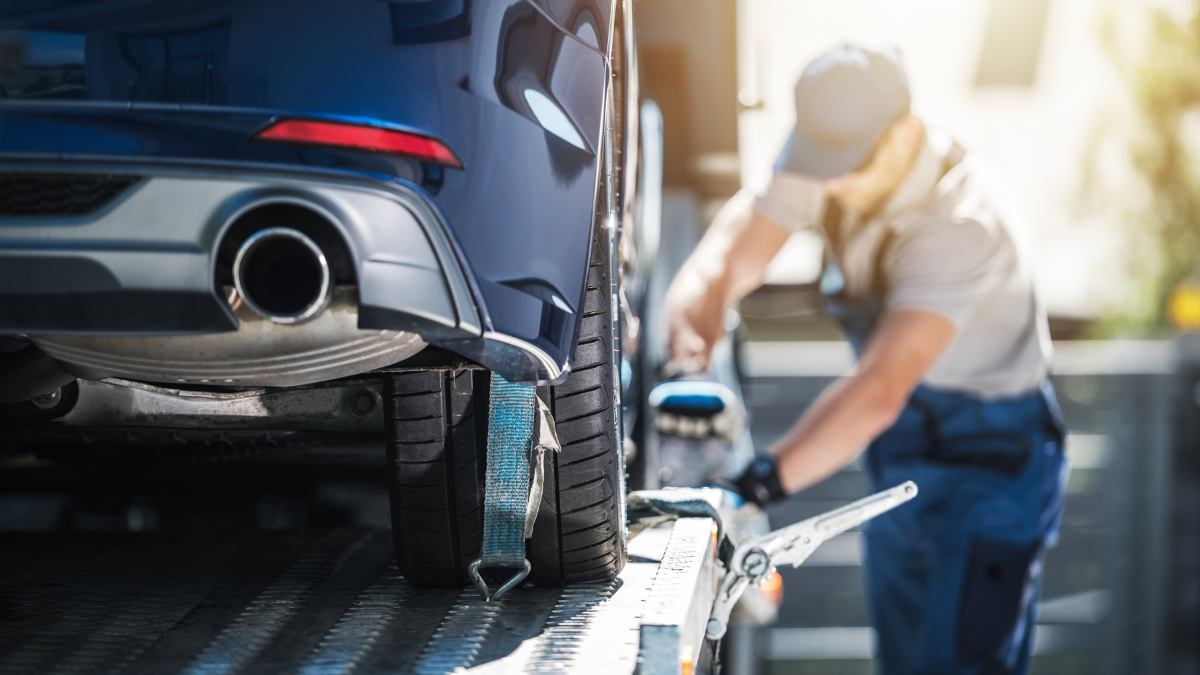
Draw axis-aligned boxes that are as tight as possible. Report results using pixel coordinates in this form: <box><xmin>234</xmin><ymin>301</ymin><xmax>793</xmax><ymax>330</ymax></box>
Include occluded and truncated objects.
<box><xmin>820</xmin><ymin>198</ymin><xmax>845</xmax><ymax>261</ymax></box>
<box><xmin>870</xmin><ymin>139</ymin><xmax>969</xmax><ymax>304</ymax></box>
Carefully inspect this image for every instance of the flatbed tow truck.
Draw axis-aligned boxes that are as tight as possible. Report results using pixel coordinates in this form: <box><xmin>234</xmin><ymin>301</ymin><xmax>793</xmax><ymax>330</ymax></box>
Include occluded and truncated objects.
<box><xmin>0</xmin><ymin>481</ymin><xmax>915</xmax><ymax>675</ymax></box>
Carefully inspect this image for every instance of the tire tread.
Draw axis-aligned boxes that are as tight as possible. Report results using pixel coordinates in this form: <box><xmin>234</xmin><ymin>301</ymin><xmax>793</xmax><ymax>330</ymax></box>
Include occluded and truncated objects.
<box><xmin>528</xmin><ymin>231</ymin><xmax>626</xmax><ymax>585</ymax></box>
<box><xmin>386</xmin><ymin>369</ymin><xmax>487</xmax><ymax>587</ymax></box>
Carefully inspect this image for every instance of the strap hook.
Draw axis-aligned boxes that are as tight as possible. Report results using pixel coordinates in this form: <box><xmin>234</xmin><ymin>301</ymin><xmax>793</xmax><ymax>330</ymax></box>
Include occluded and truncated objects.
<box><xmin>467</xmin><ymin>558</ymin><xmax>531</xmax><ymax>602</ymax></box>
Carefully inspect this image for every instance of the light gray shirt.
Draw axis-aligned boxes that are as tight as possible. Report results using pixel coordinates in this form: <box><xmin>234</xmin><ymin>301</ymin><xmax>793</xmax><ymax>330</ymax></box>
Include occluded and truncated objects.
<box><xmin>752</xmin><ymin>130</ymin><xmax>1051</xmax><ymax>399</ymax></box>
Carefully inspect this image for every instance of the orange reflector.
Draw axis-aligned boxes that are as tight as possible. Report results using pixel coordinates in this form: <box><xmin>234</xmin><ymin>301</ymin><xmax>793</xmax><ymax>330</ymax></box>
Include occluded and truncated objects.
<box><xmin>680</xmin><ymin>646</ymin><xmax>694</xmax><ymax>675</ymax></box>
<box><xmin>252</xmin><ymin>117</ymin><xmax>463</xmax><ymax>168</ymax></box>
<box><xmin>759</xmin><ymin>571</ymin><xmax>783</xmax><ymax>607</ymax></box>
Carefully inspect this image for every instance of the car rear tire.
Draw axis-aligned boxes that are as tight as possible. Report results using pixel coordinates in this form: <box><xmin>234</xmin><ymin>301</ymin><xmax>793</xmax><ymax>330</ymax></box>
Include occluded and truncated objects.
<box><xmin>385</xmin><ymin>369</ymin><xmax>487</xmax><ymax>587</ymax></box>
<box><xmin>386</xmin><ymin>232</ymin><xmax>626</xmax><ymax>588</ymax></box>
<box><xmin>528</xmin><ymin>230</ymin><xmax>627</xmax><ymax>585</ymax></box>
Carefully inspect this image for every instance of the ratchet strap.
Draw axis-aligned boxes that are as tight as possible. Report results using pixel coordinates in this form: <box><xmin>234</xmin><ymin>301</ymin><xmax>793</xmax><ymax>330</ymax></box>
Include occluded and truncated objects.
<box><xmin>627</xmin><ymin>487</ymin><xmax>736</xmax><ymax>563</ymax></box>
<box><xmin>471</xmin><ymin>375</ymin><xmax>560</xmax><ymax>601</ymax></box>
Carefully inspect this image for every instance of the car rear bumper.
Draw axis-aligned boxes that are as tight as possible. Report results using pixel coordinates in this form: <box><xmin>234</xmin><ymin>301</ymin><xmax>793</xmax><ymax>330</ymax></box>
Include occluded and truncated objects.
<box><xmin>0</xmin><ymin>159</ymin><xmax>572</xmax><ymax>385</ymax></box>
<box><xmin>0</xmin><ymin>159</ymin><xmax>481</xmax><ymax>338</ymax></box>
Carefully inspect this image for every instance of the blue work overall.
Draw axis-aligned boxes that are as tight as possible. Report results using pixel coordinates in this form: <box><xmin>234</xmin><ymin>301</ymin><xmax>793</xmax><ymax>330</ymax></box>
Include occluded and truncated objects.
<box><xmin>822</xmin><ymin>248</ymin><xmax>1069</xmax><ymax>675</ymax></box>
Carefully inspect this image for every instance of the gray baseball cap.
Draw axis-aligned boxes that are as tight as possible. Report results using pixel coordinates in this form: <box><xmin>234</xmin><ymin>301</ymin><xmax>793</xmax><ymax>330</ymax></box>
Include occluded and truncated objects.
<box><xmin>778</xmin><ymin>40</ymin><xmax>912</xmax><ymax>179</ymax></box>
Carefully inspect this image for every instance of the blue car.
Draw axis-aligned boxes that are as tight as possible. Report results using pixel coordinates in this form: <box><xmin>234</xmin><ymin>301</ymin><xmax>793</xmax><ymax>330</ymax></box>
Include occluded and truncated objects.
<box><xmin>0</xmin><ymin>0</ymin><xmax>646</xmax><ymax>589</ymax></box>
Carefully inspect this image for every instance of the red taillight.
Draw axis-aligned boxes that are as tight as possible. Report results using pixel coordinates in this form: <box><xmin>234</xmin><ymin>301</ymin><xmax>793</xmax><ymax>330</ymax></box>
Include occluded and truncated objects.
<box><xmin>252</xmin><ymin>118</ymin><xmax>463</xmax><ymax>169</ymax></box>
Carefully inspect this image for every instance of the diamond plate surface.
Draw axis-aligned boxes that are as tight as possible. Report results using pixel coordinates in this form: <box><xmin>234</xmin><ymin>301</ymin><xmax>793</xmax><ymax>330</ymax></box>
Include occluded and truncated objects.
<box><xmin>0</xmin><ymin>519</ymin><xmax>718</xmax><ymax>675</ymax></box>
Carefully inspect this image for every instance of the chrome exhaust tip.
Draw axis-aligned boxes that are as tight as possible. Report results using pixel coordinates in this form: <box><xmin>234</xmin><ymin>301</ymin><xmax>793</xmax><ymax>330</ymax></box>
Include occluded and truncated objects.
<box><xmin>232</xmin><ymin>227</ymin><xmax>333</xmax><ymax>324</ymax></box>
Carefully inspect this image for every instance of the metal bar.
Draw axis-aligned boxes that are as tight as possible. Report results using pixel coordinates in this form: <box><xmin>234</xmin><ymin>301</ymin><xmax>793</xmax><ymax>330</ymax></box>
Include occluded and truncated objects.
<box><xmin>638</xmin><ymin>518</ymin><xmax>719</xmax><ymax>675</ymax></box>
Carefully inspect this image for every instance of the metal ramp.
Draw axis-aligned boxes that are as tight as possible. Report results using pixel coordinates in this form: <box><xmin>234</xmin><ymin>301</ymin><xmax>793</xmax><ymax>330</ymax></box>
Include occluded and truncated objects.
<box><xmin>0</xmin><ymin>519</ymin><xmax>719</xmax><ymax>675</ymax></box>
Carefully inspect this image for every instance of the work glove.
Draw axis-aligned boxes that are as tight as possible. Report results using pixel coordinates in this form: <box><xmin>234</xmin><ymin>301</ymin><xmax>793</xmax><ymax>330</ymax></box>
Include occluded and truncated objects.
<box><xmin>648</xmin><ymin>366</ymin><xmax>745</xmax><ymax>445</ymax></box>
<box><xmin>715</xmin><ymin>455</ymin><xmax>787</xmax><ymax>508</ymax></box>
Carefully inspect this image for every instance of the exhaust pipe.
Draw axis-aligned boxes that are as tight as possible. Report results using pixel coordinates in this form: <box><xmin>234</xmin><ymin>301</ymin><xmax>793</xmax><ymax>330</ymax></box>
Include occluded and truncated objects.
<box><xmin>233</xmin><ymin>227</ymin><xmax>333</xmax><ymax>324</ymax></box>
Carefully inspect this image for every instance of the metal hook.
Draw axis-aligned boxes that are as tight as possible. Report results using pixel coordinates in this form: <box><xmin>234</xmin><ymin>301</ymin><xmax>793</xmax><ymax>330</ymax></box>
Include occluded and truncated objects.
<box><xmin>467</xmin><ymin>558</ymin><xmax>531</xmax><ymax>602</ymax></box>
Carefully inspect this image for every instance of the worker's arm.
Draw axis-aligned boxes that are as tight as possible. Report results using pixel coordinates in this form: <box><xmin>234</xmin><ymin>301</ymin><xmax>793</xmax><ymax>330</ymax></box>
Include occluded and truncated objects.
<box><xmin>773</xmin><ymin>308</ymin><xmax>956</xmax><ymax>493</ymax></box>
<box><xmin>667</xmin><ymin>193</ymin><xmax>792</xmax><ymax>372</ymax></box>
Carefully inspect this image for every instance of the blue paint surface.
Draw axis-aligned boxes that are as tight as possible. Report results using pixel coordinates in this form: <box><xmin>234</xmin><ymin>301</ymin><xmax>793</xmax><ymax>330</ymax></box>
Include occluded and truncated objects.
<box><xmin>0</xmin><ymin>0</ymin><xmax>615</xmax><ymax>370</ymax></box>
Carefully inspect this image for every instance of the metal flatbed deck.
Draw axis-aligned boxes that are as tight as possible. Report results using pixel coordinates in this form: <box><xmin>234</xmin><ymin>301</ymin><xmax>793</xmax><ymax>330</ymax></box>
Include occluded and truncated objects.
<box><xmin>0</xmin><ymin>519</ymin><xmax>718</xmax><ymax>675</ymax></box>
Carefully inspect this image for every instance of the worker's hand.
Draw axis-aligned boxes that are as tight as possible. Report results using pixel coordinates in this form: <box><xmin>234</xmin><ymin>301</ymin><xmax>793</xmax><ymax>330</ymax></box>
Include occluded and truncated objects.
<box><xmin>666</xmin><ymin>193</ymin><xmax>791</xmax><ymax>372</ymax></box>
<box><xmin>715</xmin><ymin>455</ymin><xmax>787</xmax><ymax>508</ymax></box>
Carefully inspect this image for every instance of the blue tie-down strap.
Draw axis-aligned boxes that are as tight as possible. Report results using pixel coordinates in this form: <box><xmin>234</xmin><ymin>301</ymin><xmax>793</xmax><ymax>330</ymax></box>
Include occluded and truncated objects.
<box><xmin>470</xmin><ymin>375</ymin><xmax>560</xmax><ymax>601</ymax></box>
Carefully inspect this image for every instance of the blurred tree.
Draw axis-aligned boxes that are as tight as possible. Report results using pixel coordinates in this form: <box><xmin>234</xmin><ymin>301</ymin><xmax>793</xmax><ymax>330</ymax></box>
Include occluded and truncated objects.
<box><xmin>1101</xmin><ymin>1</ymin><xmax>1200</xmax><ymax>329</ymax></box>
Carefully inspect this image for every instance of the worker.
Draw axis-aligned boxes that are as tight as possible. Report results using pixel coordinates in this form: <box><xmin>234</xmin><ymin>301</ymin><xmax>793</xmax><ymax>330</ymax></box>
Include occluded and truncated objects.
<box><xmin>666</xmin><ymin>41</ymin><xmax>1068</xmax><ymax>675</ymax></box>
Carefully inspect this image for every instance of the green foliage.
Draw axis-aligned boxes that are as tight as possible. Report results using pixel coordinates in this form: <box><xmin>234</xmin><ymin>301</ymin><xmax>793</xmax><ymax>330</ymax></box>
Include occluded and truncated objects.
<box><xmin>1103</xmin><ymin>2</ymin><xmax>1200</xmax><ymax>329</ymax></box>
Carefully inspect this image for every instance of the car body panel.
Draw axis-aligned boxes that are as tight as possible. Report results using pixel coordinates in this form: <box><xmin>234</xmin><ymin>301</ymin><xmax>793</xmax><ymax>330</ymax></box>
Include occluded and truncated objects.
<box><xmin>0</xmin><ymin>0</ymin><xmax>621</xmax><ymax>383</ymax></box>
